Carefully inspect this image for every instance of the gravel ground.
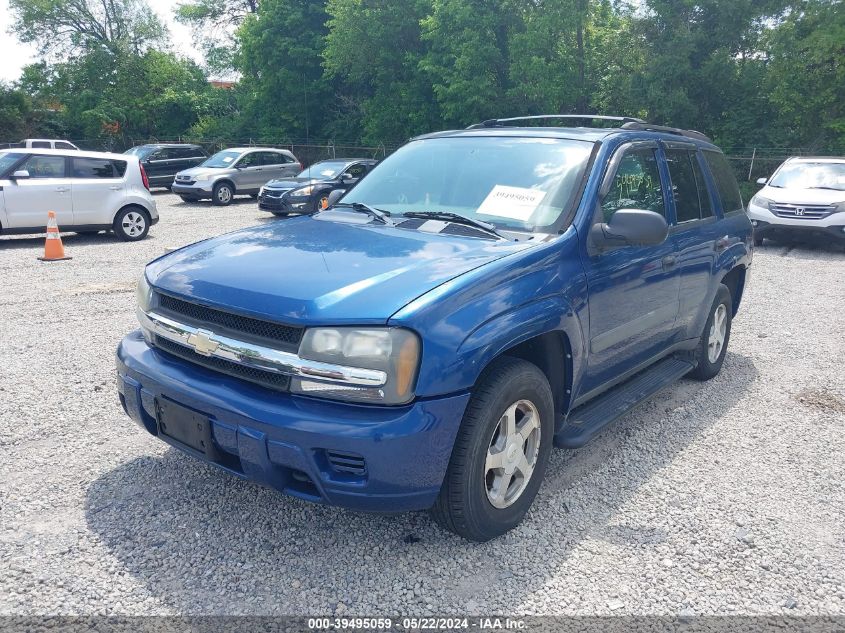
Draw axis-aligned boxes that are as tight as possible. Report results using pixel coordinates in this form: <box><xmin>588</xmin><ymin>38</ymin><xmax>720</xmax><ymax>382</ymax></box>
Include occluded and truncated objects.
<box><xmin>1</xmin><ymin>192</ymin><xmax>844</xmax><ymax>616</ymax></box>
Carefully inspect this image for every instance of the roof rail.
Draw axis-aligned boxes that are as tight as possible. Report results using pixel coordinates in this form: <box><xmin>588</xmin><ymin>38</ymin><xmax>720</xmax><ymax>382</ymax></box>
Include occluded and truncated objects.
<box><xmin>467</xmin><ymin>115</ymin><xmax>646</xmax><ymax>129</ymax></box>
<box><xmin>620</xmin><ymin>121</ymin><xmax>712</xmax><ymax>143</ymax></box>
<box><xmin>466</xmin><ymin>114</ymin><xmax>713</xmax><ymax>143</ymax></box>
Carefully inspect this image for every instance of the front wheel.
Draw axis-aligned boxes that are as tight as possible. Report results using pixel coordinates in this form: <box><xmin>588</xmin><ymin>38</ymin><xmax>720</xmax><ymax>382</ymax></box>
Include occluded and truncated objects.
<box><xmin>212</xmin><ymin>182</ymin><xmax>234</xmax><ymax>206</ymax></box>
<box><xmin>113</xmin><ymin>207</ymin><xmax>150</xmax><ymax>242</ymax></box>
<box><xmin>431</xmin><ymin>357</ymin><xmax>554</xmax><ymax>542</ymax></box>
<box><xmin>689</xmin><ymin>284</ymin><xmax>732</xmax><ymax>380</ymax></box>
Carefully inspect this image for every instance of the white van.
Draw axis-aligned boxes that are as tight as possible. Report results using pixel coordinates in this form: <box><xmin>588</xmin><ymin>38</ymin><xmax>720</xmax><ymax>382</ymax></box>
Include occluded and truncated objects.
<box><xmin>0</xmin><ymin>149</ymin><xmax>159</xmax><ymax>241</ymax></box>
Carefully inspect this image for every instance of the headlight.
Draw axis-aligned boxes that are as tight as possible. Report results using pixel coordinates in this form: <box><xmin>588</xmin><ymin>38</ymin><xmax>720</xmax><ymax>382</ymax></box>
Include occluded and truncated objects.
<box><xmin>750</xmin><ymin>195</ymin><xmax>773</xmax><ymax>209</ymax></box>
<box><xmin>291</xmin><ymin>185</ymin><xmax>316</xmax><ymax>197</ymax></box>
<box><xmin>136</xmin><ymin>271</ymin><xmax>152</xmax><ymax>312</ymax></box>
<box><xmin>291</xmin><ymin>327</ymin><xmax>420</xmax><ymax>404</ymax></box>
<box><xmin>259</xmin><ymin>186</ymin><xmax>265</xmax><ymax>196</ymax></box>
<box><xmin>194</xmin><ymin>173</ymin><xmax>212</xmax><ymax>181</ymax></box>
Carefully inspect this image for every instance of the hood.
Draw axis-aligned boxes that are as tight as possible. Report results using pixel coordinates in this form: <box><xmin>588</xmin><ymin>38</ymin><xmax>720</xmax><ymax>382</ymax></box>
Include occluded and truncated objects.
<box><xmin>264</xmin><ymin>177</ymin><xmax>315</xmax><ymax>189</ymax></box>
<box><xmin>760</xmin><ymin>185</ymin><xmax>845</xmax><ymax>205</ymax></box>
<box><xmin>146</xmin><ymin>214</ymin><xmax>534</xmax><ymax>325</ymax></box>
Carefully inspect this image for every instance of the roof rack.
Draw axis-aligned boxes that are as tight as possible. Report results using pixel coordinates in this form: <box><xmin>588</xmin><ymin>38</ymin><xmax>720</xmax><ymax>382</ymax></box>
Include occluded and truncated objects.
<box><xmin>466</xmin><ymin>114</ymin><xmax>713</xmax><ymax>143</ymax></box>
<box><xmin>620</xmin><ymin>121</ymin><xmax>712</xmax><ymax>143</ymax></box>
<box><xmin>467</xmin><ymin>115</ymin><xmax>646</xmax><ymax>129</ymax></box>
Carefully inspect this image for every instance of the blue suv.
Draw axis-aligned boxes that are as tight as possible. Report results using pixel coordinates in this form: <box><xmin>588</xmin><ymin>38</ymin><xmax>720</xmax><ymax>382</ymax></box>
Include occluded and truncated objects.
<box><xmin>117</xmin><ymin>115</ymin><xmax>752</xmax><ymax>541</ymax></box>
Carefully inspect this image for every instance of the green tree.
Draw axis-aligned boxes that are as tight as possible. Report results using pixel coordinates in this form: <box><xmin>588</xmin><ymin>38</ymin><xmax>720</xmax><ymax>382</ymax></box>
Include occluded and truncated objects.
<box><xmin>420</xmin><ymin>0</ymin><xmax>519</xmax><ymax>127</ymax></box>
<box><xmin>766</xmin><ymin>0</ymin><xmax>845</xmax><ymax>151</ymax></box>
<box><xmin>324</xmin><ymin>0</ymin><xmax>439</xmax><ymax>143</ymax></box>
<box><xmin>9</xmin><ymin>0</ymin><xmax>166</xmax><ymax>56</ymax></box>
<box><xmin>235</xmin><ymin>0</ymin><xmax>330</xmax><ymax>140</ymax></box>
<box><xmin>176</xmin><ymin>0</ymin><xmax>260</xmax><ymax>72</ymax></box>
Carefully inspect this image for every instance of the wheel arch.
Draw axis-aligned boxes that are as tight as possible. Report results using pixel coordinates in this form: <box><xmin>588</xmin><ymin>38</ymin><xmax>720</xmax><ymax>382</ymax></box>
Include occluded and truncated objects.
<box><xmin>112</xmin><ymin>203</ymin><xmax>151</xmax><ymax>225</ymax></box>
<box><xmin>213</xmin><ymin>178</ymin><xmax>237</xmax><ymax>193</ymax></box>
<box><xmin>719</xmin><ymin>265</ymin><xmax>747</xmax><ymax>316</ymax></box>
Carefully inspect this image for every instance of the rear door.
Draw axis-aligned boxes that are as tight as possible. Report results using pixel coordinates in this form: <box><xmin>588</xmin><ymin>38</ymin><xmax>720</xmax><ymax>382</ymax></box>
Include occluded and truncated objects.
<box><xmin>261</xmin><ymin>151</ymin><xmax>299</xmax><ymax>181</ymax></box>
<box><xmin>664</xmin><ymin>145</ymin><xmax>722</xmax><ymax>337</ymax></box>
<box><xmin>1</xmin><ymin>153</ymin><xmax>74</xmax><ymax>229</ymax></box>
<box><xmin>70</xmin><ymin>156</ymin><xmax>128</xmax><ymax>226</ymax></box>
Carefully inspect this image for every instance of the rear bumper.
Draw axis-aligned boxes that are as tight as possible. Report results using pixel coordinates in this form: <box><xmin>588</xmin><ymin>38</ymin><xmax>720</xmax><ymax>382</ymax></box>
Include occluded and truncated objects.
<box><xmin>116</xmin><ymin>330</ymin><xmax>469</xmax><ymax>512</ymax></box>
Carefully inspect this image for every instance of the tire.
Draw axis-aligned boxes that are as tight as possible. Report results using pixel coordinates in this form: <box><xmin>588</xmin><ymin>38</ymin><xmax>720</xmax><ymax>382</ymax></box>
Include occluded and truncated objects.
<box><xmin>688</xmin><ymin>284</ymin><xmax>732</xmax><ymax>381</ymax></box>
<box><xmin>212</xmin><ymin>182</ymin><xmax>234</xmax><ymax>206</ymax></box>
<box><xmin>113</xmin><ymin>207</ymin><xmax>150</xmax><ymax>242</ymax></box>
<box><xmin>431</xmin><ymin>357</ymin><xmax>554</xmax><ymax>542</ymax></box>
<box><xmin>178</xmin><ymin>196</ymin><xmax>194</xmax><ymax>203</ymax></box>
<box><xmin>250</xmin><ymin>193</ymin><xmax>259</xmax><ymax>199</ymax></box>
<box><xmin>753</xmin><ymin>233</ymin><xmax>764</xmax><ymax>247</ymax></box>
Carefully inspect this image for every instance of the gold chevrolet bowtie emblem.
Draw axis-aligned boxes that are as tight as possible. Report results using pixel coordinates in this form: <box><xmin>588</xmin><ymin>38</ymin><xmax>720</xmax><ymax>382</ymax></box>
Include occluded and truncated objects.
<box><xmin>187</xmin><ymin>329</ymin><xmax>220</xmax><ymax>356</ymax></box>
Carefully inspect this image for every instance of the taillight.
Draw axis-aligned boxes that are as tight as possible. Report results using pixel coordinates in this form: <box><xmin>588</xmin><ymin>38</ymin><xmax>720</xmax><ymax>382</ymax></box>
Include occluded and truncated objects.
<box><xmin>139</xmin><ymin>163</ymin><xmax>150</xmax><ymax>190</ymax></box>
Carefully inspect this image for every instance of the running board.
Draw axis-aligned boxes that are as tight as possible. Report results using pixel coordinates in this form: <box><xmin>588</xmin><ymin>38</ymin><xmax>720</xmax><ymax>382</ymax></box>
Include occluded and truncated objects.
<box><xmin>555</xmin><ymin>357</ymin><xmax>695</xmax><ymax>449</ymax></box>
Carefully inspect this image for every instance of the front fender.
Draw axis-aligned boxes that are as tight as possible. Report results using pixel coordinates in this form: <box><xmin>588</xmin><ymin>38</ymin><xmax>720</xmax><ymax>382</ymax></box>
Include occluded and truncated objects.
<box><xmin>390</xmin><ymin>229</ymin><xmax>589</xmax><ymax>400</ymax></box>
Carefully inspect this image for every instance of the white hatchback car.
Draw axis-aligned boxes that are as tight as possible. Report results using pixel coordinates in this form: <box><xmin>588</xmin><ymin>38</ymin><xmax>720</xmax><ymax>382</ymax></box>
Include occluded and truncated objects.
<box><xmin>0</xmin><ymin>148</ymin><xmax>158</xmax><ymax>241</ymax></box>
<box><xmin>748</xmin><ymin>156</ymin><xmax>845</xmax><ymax>246</ymax></box>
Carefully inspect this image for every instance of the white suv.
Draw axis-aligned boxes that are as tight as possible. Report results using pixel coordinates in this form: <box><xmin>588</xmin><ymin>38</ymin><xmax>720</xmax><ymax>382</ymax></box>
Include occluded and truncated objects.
<box><xmin>747</xmin><ymin>156</ymin><xmax>845</xmax><ymax>246</ymax></box>
<box><xmin>0</xmin><ymin>149</ymin><xmax>158</xmax><ymax>241</ymax></box>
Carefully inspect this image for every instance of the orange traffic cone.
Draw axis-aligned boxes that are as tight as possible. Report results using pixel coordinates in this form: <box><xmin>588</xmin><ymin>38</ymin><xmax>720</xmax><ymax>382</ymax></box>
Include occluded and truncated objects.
<box><xmin>38</xmin><ymin>211</ymin><xmax>72</xmax><ymax>262</ymax></box>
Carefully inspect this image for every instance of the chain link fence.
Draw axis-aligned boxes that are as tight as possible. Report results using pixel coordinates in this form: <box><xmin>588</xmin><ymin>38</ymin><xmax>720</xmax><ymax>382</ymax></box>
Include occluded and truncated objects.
<box><xmin>0</xmin><ymin>138</ymin><xmax>398</xmax><ymax>168</ymax></box>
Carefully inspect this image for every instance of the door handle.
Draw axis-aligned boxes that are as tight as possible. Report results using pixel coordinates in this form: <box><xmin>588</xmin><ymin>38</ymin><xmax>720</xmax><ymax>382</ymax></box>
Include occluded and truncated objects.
<box><xmin>55</xmin><ymin>187</ymin><xmax>70</xmax><ymax>193</ymax></box>
<box><xmin>109</xmin><ymin>186</ymin><xmax>121</xmax><ymax>190</ymax></box>
<box><xmin>662</xmin><ymin>255</ymin><xmax>677</xmax><ymax>270</ymax></box>
<box><xmin>715</xmin><ymin>236</ymin><xmax>731</xmax><ymax>252</ymax></box>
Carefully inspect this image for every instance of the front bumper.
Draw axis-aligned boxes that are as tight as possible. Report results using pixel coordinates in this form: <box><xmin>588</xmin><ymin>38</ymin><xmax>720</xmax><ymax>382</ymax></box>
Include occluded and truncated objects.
<box><xmin>172</xmin><ymin>182</ymin><xmax>214</xmax><ymax>198</ymax></box>
<box><xmin>258</xmin><ymin>194</ymin><xmax>312</xmax><ymax>213</ymax></box>
<box><xmin>116</xmin><ymin>330</ymin><xmax>469</xmax><ymax>512</ymax></box>
<box><xmin>747</xmin><ymin>205</ymin><xmax>845</xmax><ymax>242</ymax></box>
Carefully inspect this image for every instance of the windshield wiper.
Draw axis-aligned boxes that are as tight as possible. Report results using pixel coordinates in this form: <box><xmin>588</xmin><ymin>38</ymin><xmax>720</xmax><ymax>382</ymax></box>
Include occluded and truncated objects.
<box><xmin>401</xmin><ymin>211</ymin><xmax>506</xmax><ymax>240</ymax></box>
<box><xmin>808</xmin><ymin>186</ymin><xmax>844</xmax><ymax>191</ymax></box>
<box><xmin>333</xmin><ymin>202</ymin><xmax>394</xmax><ymax>225</ymax></box>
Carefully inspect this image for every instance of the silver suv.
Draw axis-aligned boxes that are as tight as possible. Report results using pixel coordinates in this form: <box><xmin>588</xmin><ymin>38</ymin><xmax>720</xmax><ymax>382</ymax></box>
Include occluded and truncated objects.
<box><xmin>172</xmin><ymin>147</ymin><xmax>301</xmax><ymax>206</ymax></box>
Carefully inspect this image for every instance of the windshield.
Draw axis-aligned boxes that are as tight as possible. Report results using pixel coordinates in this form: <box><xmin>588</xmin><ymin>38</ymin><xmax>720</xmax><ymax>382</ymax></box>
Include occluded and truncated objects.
<box><xmin>341</xmin><ymin>137</ymin><xmax>594</xmax><ymax>231</ymax></box>
<box><xmin>298</xmin><ymin>161</ymin><xmax>349</xmax><ymax>180</ymax></box>
<box><xmin>770</xmin><ymin>161</ymin><xmax>845</xmax><ymax>191</ymax></box>
<box><xmin>124</xmin><ymin>146</ymin><xmax>153</xmax><ymax>158</ymax></box>
<box><xmin>201</xmin><ymin>150</ymin><xmax>243</xmax><ymax>168</ymax></box>
<box><xmin>0</xmin><ymin>152</ymin><xmax>25</xmax><ymax>176</ymax></box>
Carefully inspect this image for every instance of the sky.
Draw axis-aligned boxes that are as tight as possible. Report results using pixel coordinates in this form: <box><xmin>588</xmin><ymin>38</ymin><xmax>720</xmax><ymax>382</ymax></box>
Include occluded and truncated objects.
<box><xmin>0</xmin><ymin>0</ymin><xmax>202</xmax><ymax>83</ymax></box>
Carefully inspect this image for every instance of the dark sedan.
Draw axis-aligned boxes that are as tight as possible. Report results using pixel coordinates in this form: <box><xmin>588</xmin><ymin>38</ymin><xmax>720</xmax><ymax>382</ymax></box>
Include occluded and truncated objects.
<box><xmin>258</xmin><ymin>159</ymin><xmax>378</xmax><ymax>215</ymax></box>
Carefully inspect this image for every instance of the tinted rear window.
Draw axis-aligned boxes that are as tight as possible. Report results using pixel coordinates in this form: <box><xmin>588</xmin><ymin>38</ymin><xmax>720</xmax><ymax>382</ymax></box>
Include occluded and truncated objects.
<box><xmin>72</xmin><ymin>157</ymin><xmax>128</xmax><ymax>178</ymax></box>
<box><xmin>31</xmin><ymin>141</ymin><xmax>51</xmax><ymax>149</ymax></box>
<box><xmin>703</xmin><ymin>151</ymin><xmax>743</xmax><ymax>214</ymax></box>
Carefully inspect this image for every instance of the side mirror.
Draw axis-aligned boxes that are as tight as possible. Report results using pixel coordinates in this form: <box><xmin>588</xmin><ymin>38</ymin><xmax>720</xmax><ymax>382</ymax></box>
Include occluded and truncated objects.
<box><xmin>11</xmin><ymin>170</ymin><xmax>30</xmax><ymax>179</ymax></box>
<box><xmin>326</xmin><ymin>189</ymin><xmax>345</xmax><ymax>208</ymax></box>
<box><xmin>340</xmin><ymin>172</ymin><xmax>354</xmax><ymax>181</ymax></box>
<box><xmin>591</xmin><ymin>208</ymin><xmax>669</xmax><ymax>249</ymax></box>
<box><xmin>756</xmin><ymin>177</ymin><xmax>768</xmax><ymax>185</ymax></box>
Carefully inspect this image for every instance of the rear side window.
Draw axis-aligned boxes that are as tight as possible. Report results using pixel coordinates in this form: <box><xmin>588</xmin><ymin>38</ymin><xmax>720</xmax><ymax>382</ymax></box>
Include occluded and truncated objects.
<box><xmin>601</xmin><ymin>147</ymin><xmax>666</xmax><ymax>221</ymax></box>
<box><xmin>21</xmin><ymin>154</ymin><xmax>66</xmax><ymax>178</ymax></box>
<box><xmin>55</xmin><ymin>142</ymin><xmax>76</xmax><ymax>150</ymax></box>
<box><xmin>665</xmin><ymin>149</ymin><xmax>714</xmax><ymax>223</ymax></box>
<box><xmin>703</xmin><ymin>151</ymin><xmax>743</xmax><ymax>214</ymax></box>
<box><xmin>31</xmin><ymin>141</ymin><xmax>51</xmax><ymax>149</ymax></box>
<box><xmin>72</xmin><ymin>157</ymin><xmax>127</xmax><ymax>178</ymax></box>
<box><xmin>261</xmin><ymin>152</ymin><xmax>289</xmax><ymax>166</ymax></box>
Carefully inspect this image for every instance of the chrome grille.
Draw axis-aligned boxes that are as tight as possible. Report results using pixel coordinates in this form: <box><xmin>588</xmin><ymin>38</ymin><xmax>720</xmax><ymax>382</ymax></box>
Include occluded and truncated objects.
<box><xmin>154</xmin><ymin>335</ymin><xmax>291</xmax><ymax>392</ymax></box>
<box><xmin>262</xmin><ymin>188</ymin><xmax>292</xmax><ymax>199</ymax></box>
<box><xmin>770</xmin><ymin>203</ymin><xmax>836</xmax><ymax>220</ymax></box>
<box><xmin>156</xmin><ymin>293</ymin><xmax>304</xmax><ymax>349</ymax></box>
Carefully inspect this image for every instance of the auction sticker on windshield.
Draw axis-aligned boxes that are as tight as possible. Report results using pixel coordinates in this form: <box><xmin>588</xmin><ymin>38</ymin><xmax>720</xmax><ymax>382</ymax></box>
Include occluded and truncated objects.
<box><xmin>477</xmin><ymin>185</ymin><xmax>546</xmax><ymax>221</ymax></box>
